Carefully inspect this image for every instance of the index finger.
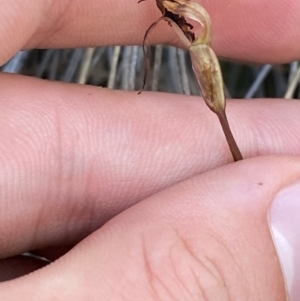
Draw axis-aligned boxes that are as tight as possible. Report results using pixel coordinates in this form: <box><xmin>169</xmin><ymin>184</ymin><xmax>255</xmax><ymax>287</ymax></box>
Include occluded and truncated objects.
<box><xmin>1</xmin><ymin>0</ymin><xmax>300</xmax><ymax>64</ymax></box>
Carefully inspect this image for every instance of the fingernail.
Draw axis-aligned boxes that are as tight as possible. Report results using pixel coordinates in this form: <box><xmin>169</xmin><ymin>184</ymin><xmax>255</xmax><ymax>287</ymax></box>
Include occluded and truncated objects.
<box><xmin>270</xmin><ymin>180</ymin><xmax>300</xmax><ymax>300</ymax></box>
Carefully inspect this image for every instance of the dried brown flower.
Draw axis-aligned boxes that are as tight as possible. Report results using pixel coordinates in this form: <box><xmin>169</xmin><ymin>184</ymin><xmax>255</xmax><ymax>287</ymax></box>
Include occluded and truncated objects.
<box><xmin>139</xmin><ymin>0</ymin><xmax>243</xmax><ymax>161</ymax></box>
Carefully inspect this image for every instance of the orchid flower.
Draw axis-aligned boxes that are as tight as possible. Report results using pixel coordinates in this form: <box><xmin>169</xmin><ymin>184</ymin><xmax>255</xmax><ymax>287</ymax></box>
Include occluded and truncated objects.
<box><xmin>139</xmin><ymin>0</ymin><xmax>243</xmax><ymax>161</ymax></box>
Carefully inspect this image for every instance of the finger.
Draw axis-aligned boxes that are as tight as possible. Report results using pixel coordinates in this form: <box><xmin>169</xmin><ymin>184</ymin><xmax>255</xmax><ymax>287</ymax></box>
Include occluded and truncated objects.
<box><xmin>0</xmin><ymin>156</ymin><xmax>299</xmax><ymax>300</ymax></box>
<box><xmin>0</xmin><ymin>0</ymin><xmax>300</xmax><ymax>64</ymax></box>
<box><xmin>1</xmin><ymin>74</ymin><xmax>300</xmax><ymax>258</ymax></box>
<box><xmin>1</xmin><ymin>74</ymin><xmax>300</xmax><ymax>257</ymax></box>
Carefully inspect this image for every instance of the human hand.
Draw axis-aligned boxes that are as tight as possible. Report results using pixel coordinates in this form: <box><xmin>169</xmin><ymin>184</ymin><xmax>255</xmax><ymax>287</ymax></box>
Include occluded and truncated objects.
<box><xmin>0</xmin><ymin>0</ymin><xmax>300</xmax><ymax>300</ymax></box>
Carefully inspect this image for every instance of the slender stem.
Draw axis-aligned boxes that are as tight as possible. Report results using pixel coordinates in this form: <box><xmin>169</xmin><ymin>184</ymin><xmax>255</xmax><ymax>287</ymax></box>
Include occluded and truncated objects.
<box><xmin>216</xmin><ymin>111</ymin><xmax>243</xmax><ymax>162</ymax></box>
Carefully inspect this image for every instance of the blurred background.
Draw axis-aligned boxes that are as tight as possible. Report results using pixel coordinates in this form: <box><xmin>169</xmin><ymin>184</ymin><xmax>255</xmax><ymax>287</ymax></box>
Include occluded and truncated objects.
<box><xmin>2</xmin><ymin>46</ymin><xmax>300</xmax><ymax>99</ymax></box>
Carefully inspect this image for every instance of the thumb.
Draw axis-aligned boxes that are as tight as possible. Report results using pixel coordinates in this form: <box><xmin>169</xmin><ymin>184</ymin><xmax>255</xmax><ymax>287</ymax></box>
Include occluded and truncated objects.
<box><xmin>270</xmin><ymin>180</ymin><xmax>300</xmax><ymax>300</ymax></box>
<box><xmin>0</xmin><ymin>156</ymin><xmax>299</xmax><ymax>301</ymax></box>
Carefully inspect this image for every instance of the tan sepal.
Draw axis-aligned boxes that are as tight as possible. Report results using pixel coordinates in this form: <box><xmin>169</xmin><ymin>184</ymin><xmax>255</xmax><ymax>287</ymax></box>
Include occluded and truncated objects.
<box><xmin>189</xmin><ymin>43</ymin><xmax>225</xmax><ymax>113</ymax></box>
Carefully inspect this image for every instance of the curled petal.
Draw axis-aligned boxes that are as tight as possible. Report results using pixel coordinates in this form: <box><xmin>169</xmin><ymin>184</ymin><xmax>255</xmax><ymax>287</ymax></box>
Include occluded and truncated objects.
<box><xmin>162</xmin><ymin>0</ymin><xmax>212</xmax><ymax>44</ymax></box>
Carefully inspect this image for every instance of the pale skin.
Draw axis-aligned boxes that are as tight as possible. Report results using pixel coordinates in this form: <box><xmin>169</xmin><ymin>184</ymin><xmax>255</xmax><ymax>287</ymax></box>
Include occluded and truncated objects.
<box><xmin>0</xmin><ymin>0</ymin><xmax>300</xmax><ymax>300</ymax></box>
